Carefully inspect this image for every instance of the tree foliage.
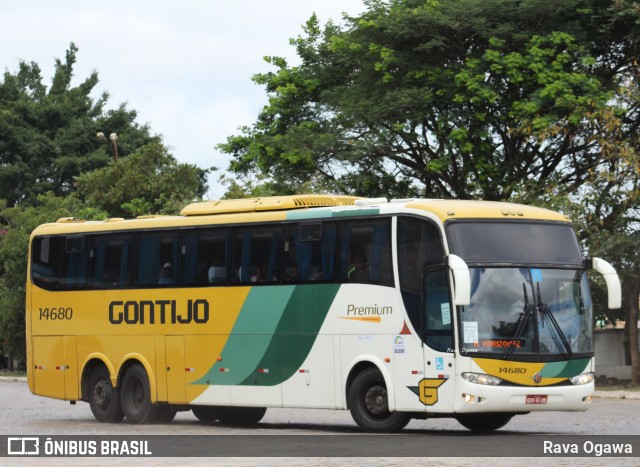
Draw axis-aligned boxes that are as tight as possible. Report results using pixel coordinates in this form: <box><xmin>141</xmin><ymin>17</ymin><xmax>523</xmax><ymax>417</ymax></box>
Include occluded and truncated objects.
<box><xmin>75</xmin><ymin>143</ymin><xmax>208</xmax><ymax>217</ymax></box>
<box><xmin>219</xmin><ymin>0</ymin><xmax>638</xmax><ymax>199</ymax></box>
<box><xmin>0</xmin><ymin>43</ymin><xmax>158</xmax><ymax>207</ymax></box>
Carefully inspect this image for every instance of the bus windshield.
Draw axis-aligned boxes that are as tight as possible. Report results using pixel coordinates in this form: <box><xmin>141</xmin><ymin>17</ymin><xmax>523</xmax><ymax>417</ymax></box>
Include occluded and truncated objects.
<box><xmin>458</xmin><ymin>268</ymin><xmax>593</xmax><ymax>357</ymax></box>
<box><xmin>446</xmin><ymin>221</ymin><xmax>583</xmax><ymax>265</ymax></box>
<box><xmin>446</xmin><ymin>220</ymin><xmax>592</xmax><ymax>358</ymax></box>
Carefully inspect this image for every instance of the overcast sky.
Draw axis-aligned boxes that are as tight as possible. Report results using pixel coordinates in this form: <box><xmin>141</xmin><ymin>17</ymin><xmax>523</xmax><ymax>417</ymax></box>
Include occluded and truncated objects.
<box><xmin>1</xmin><ymin>0</ymin><xmax>365</xmax><ymax>198</ymax></box>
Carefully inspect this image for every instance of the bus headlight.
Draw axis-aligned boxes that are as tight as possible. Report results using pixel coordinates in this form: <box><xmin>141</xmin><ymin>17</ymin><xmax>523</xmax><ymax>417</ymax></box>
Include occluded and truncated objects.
<box><xmin>569</xmin><ymin>372</ymin><xmax>594</xmax><ymax>385</ymax></box>
<box><xmin>462</xmin><ymin>372</ymin><xmax>502</xmax><ymax>386</ymax></box>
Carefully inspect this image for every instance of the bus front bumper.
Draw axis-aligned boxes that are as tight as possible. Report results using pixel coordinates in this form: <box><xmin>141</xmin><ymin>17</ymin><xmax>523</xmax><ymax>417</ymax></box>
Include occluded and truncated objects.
<box><xmin>453</xmin><ymin>379</ymin><xmax>595</xmax><ymax>413</ymax></box>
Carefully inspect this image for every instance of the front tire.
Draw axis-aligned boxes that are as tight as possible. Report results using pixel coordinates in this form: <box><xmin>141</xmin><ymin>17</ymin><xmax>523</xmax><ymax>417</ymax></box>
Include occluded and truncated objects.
<box><xmin>120</xmin><ymin>364</ymin><xmax>160</xmax><ymax>424</ymax></box>
<box><xmin>455</xmin><ymin>413</ymin><xmax>514</xmax><ymax>431</ymax></box>
<box><xmin>348</xmin><ymin>367</ymin><xmax>410</xmax><ymax>433</ymax></box>
<box><xmin>89</xmin><ymin>366</ymin><xmax>124</xmax><ymax>423</ymax></box>
<box><xmin>192</xmin><ymin>405</ymin><xmax>222</xmax><ymax>422</ymax></box>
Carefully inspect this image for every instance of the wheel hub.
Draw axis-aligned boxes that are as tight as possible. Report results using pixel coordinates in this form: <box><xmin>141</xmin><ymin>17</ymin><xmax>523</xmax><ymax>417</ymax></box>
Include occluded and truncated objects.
<box><xmin>93</xmin><ymin>380</ymin><xmax>110</xmax><ymax>409</ymax></box>
<box><xmin>364</xmin><ymin>385</ymin><xmax>388</xmax><ymax>415</ymax></box>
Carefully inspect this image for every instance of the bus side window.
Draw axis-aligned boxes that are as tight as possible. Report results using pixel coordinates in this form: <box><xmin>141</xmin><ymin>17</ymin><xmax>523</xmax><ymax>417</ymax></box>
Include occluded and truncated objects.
<box><xmin>60</xmin><ymin>236</ymin><xmax>86</xmax><ymax>289</ymax></box>
<box><xmin>284</xmin><ymin>222</ymin><xmax>337</xmax><ymax>282</ymax></box>
<box><xmin>397</xmin><ymin>217</ymin><xmax>444</xmax><ymax>336</ymax></box>
<box><xmin>338</xmin><ymin>219</ymin><xmax>393</xmax><ymax>286</ymax></box>
<box><xmin>424</xmin><ymin>268</ymin><xmax>453</xmax><ymax>352</ymax></box>
<box><xmin>231</xmin><ymin>225</ymin><xmax>282</xmax><ymax>284</ymax></box>
<box><xmin>88</xmin><ymin>234</ymin><xmax>132</xmax><ymax>288</ymax></box>
<box><xmin>31</xmin><ymin>236</ymin><xmax>62</xmax><ymax>291</ymax></box>
<box><xmin>135</xmin><ymin>231</ymin><xmax>180</xmax><ymax>286</ymax></box>
<box><xmin>182</xmin><ymin>228</ymin><xmax>229</xmax><ymax>286</ymax></box>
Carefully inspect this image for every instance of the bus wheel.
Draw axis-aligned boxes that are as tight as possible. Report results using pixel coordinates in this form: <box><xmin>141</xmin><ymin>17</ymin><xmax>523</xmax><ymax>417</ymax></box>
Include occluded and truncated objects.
<box><xmin>120</xmin><ymin>364</ymin><xmax>159</xmax><ymax>424</ymax></box>
<box><xmin>217</xmin><ymin>407</ymin><xmax>267</xmax><ymax>425</ymax></box>
<box><xmin>348</xmin><ymin>367</ymin><xmax>410</xmax><ymax>433</ymax></box>
<box><xmin>192</xmin><ymin>405</ymin><xmax>222</xmax><ymax>422</ymax></box>
<box><xmin>155</xmin><ymin>405</ymin><xmax>177</xmax><ymax>423</ymax></box>
<box><xmin>89</xmin><ymin>366</ymin><xmax>124</xmax><ymax>423</ymax></box>
<box><xmin>243</xmin><ymin>407</ymin><xmax>267</xmax><ymax>424</ymax></box>
<box><xmin>455</xmin><ymin>413</ymin><xmax>514</xmax><ymax>431</ymax></box>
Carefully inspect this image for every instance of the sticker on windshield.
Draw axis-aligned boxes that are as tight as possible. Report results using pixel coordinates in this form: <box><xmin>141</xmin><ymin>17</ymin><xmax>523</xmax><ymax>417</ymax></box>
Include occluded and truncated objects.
<box><xmin>463</xmin><ymin>321</ymin><xmax>478</xmax><ymax>344</ymax></box>
<box><xmin>440</xmin><ymin>303</ymin><xmax>451</xmax><ymax>326</ymax></box>
<box><xmin>531</xmin><ymin>268</ymin><xmax>543</xmax><ymax>283</ymax></box>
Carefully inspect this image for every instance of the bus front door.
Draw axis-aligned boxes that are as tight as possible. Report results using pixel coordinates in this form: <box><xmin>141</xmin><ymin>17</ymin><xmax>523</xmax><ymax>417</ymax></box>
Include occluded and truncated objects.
<box><xmin>421</xmin><ymin>267</ymin><xmax>456</xmax><ymax>412</ymax></box>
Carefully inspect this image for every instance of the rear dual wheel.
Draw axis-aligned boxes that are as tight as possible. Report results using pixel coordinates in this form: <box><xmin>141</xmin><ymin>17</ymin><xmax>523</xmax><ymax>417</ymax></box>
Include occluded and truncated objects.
<box><xmin>88</xmin><ymin>363</ymin><xmax>176</xmax><ymax>424</ymax></box>
<box><xmin>89</xmin><ymin>366</ymin><xmax>124</xmax><ymax>423</ymax></box>
<box><xmin>120</xmin><ymin>363</ymin><xmax>176</xmax><ymax>424</ymax></box>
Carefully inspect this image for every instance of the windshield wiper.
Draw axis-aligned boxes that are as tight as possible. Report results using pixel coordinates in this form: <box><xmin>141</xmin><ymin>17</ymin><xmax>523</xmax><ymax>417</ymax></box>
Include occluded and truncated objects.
<box><xmin>505</xmin><ymin>283</ymin><xmax>534</xmax><ymax>359</ymax></box>
<box><xmin>536</xmin><ymin>283</ymin><xmax>573</xmax><ymax>356</ymax></box>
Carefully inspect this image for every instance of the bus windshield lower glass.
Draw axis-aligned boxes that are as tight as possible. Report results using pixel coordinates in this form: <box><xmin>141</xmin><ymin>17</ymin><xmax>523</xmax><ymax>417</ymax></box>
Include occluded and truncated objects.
<box><xmin>459</xmin><ymin>268</ymin><xmax>593</xmax><ymax>357</ymax></box>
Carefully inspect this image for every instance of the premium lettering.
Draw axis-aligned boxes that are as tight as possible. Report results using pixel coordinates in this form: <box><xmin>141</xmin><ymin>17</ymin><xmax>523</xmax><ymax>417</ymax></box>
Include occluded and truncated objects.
<box><xmin>346</xmin><ymin>304</ymin><xmax>392</xmax><ymax>316</ymax></box>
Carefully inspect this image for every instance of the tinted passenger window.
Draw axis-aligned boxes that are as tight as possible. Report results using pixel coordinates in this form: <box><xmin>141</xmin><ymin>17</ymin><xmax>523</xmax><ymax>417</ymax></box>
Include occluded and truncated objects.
<box><xmin>397</xmin><ymin>217</ymin><xmax>444</xmax><ymax>333</ymax></box>
<box><xmin>135</xmin><ymin>231</ymin><xmax>180</xmax><ymax>286</ymax></box>
<box><xmin>60</xmin><ymin>236</ymin><xmax>86</xmax><ymax>289</ymax></box>
<box><xmin>231</xmin><ymin>225</ymin><xmax>282</xmax><ymax>283</ymax></box>
<box><xmin>424</xmin><ymin>268</ymin><xmax>453</xmax><ymax>351</ymax></box>
<box><xmin>88</xmin><ymin>234</ymin><xmax>132</xmax><ymax>288</ymax></box>
<box><xmin>182</xmin><ymin>229</ymin><xmax>229</xmax><ymax>285</ymax></box>
<box><xmin>397</xmin><ymin>217</ymin><xmax>444</xmax><ymax>293</ymax></box>
<box><xmin>338</xmin><ymin>219</ymin><xmax>393</xmax><ymax>286</ymax></box>
<box><xmin>31</xmin><ymin>236</ymin><xmax>62</xmax><ymax>290</ymax></box>
<box><xmin>283</xmin><ymin>222</ymin><xmax>337</xmax><ymax>282</ymax></box>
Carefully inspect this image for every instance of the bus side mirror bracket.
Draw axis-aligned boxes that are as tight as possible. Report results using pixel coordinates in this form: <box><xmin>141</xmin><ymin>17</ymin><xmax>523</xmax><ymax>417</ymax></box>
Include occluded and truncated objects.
<box><xmin>446</xmin><ymin>254</ymin><xmax>471</xmax><ymax>306</ymax></box>
<box><xmin>589</xmin><ymin>257</ymin><xmax>622</xmax><ymax>309</ymax></box>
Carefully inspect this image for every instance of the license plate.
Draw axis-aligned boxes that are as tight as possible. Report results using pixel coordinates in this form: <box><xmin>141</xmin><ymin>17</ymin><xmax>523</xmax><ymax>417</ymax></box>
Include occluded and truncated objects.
<box><xmin>526</xmin><ymin>395</ymin><xmax>548</xmax><ymax>404</ymax></box>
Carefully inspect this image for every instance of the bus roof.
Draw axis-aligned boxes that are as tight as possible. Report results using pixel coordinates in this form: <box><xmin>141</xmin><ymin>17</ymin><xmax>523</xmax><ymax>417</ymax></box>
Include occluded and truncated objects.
<box><xmin>31</xmin><ymin>195</ymin><xmax>569</xmax><ymax>237</ymax></box>
<box><xmin>401</xmin><ymin>199</ymin><xmax>569</xmax><ymax>223</ymax></box>
<box><xmin>180</xmin><ymin>194</ymin><xmax>362</xmax><ymax>216</ymax></box>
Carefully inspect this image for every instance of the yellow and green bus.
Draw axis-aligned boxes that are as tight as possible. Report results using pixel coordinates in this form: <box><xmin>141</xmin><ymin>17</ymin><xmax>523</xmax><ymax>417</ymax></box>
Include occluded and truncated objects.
<box><xmin>26</xmin><ymin>195</ymin><xmax>621</xmax><ymax>432</ymax></box>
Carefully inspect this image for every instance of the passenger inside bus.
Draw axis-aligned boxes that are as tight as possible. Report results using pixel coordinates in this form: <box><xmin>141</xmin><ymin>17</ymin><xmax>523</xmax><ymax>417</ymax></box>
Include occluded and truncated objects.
<box><xmin>348</xmin><ymin>252</ymin><xmax>369</xmax><ymax>282</ymax></box>
<box><xmin>158</xmin><ymin>262</ymin><xmax>175</xmax><ymax>284</ymax></box>
<box><xmin>208</xmin><ymin>258</ymin><xmax>226</xmax><ymax>284</ymax></box>
<box><xmin>285</xmin><ymin>263</ymin><xmax>300</xmax><ymax>282</ymax></box>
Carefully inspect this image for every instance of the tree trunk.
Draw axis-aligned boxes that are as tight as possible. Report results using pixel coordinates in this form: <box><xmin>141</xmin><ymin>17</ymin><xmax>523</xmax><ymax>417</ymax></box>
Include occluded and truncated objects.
<box><xmin>622</xmin><ymin>277</ymin><xmax>640</xmax><ymax>385</ymax></box>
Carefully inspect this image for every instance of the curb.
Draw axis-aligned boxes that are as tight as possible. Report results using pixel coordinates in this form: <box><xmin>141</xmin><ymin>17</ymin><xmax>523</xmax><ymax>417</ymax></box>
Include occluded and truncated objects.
<box><xmin>0</xmin><ymin>376</ymin><xmax>27</xmax><ymax>382</ymax></box>
<box><xmin>593</xmin><ymin>390</ymin><xmax>640</xmax><ymax>400</ymax></box>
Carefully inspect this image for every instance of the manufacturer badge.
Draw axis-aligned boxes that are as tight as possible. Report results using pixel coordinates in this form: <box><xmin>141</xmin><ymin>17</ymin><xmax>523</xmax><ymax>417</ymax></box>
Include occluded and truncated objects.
<box><xmin>533</xmin><ymin>372</ymin><xmax>542</xmax><ymax>384</ymax></box>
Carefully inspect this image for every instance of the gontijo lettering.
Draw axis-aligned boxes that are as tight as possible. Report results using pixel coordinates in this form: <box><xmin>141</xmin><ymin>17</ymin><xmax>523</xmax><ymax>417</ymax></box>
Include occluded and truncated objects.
<box><xmin>109</xmin><ymin>299</ymin><xmax>209</xmax><ymax>324</ymax></box>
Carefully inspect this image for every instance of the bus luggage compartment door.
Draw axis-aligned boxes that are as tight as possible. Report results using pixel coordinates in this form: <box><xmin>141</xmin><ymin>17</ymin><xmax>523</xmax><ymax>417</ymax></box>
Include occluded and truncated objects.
<box><xmin>33</xmin><ymin>336</ymin><xmax>70</xmax><ymax>399</ymax></box>
<box><xmin>165</xmin><ymin>335</ymin><xmax>186</xmax><ymax>403</ymax></box>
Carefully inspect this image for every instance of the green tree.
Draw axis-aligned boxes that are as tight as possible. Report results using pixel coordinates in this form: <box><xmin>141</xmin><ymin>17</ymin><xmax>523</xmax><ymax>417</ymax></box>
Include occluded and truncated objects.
<box><xmin>0</xmin><ymin>194</ymin><xmax>107</xmax><ymax>368</ymax></box>
<box><xmin>0</xmin><ymin>43</ymin><xmax>158</xmax><ymax>207</ymax></box>
<box><xmin>75</xmin><ymin>143</ymin><xmax>208</xmax><ymax>217</ymax></box>
<box><xmin>219</xmin><ymin>0</ymin><xmax>637</xmax><ymax>199</ymax></box>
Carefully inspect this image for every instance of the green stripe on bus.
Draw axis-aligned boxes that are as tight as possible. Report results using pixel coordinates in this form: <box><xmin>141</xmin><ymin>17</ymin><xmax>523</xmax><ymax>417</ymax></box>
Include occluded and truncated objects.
<box><xmin>286</xmin><ymin>208</ymin><xmax>334</xmax><ymax>220</ymax></box>
<box><xmin>193</xmin><ymin>286</ymin><xmax>295</xmax><ymax>386</ymax></box>
<box><xmin>193</xmin><ymin>284</ymin><xmax>340</xmax><ymax>387</ymax></box>
<box><xmin>238</xmin><ymin>283</ymin><xmax>340</xmax><ymax>386</ymax></box>
<box><xmin>540</xmin><ymin>358</ymin><xmax>590</xmax><ymax>378</ymax></box>
<box><xmin>286</xmin><ymin>207</ymin><xmax>380</xmax><ymax>220</ymax></box>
